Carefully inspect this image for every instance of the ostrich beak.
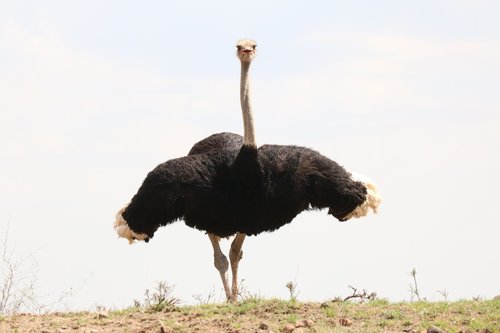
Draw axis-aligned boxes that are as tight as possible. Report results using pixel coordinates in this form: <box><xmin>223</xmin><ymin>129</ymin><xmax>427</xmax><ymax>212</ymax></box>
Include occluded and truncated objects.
<box><xmin>132</xmin><ymin>235</ymin><xmax>150</xmax><ymax>243</ymax></box>
<box><xmin>328</xmin><ymin>208</ymin><xmax>349</xmax><ymax>222</ymax></box>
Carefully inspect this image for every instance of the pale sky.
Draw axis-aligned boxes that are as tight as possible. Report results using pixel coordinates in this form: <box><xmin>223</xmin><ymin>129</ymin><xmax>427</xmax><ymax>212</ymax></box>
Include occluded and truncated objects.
<box><xmin>1</xmin><ymin>1</ymin><xmax>499</xmax><ymax>310</ymax></box>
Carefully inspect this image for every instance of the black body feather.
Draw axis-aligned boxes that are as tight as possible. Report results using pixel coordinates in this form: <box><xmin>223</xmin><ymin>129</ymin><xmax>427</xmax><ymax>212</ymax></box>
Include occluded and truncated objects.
<box><xmin>188</xmin><ymin>132</ymin><xmax>243</xmax><ymax>155</ymax></box>
<box><xmin>122</xmin><ymin>133</ymin><xmax>368</xmax><ymax>239</ymax></box>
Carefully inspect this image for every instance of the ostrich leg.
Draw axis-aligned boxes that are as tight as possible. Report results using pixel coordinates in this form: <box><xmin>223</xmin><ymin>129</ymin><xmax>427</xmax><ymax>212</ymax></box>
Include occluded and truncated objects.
<box><xmin>208</xmin><ymin>233</ymin><xmax>231</xmax><ymax>301</ymax></box>
<box><xmin>229</xmin><ymin>232</ymin><xmax>246</xmax><ymax>302</ymax></box>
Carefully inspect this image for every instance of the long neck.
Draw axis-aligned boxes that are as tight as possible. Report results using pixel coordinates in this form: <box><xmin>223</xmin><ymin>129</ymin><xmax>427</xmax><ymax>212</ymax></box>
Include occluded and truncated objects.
<box><xmin>240</xmin><ymin>61</ymin><xmax>256</xmax><ymax>147</ymax></box>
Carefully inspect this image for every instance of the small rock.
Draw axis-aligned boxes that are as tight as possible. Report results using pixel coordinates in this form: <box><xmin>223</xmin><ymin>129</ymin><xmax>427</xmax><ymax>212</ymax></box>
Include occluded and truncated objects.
<box><xmin>294</xmin><ymin>319</ymin><xmax>314</xmax><ymax>328</ymax></box>
<box><xmin>159</xmin><ymin>323</ymin><xmax>169</xmax><ymax>333</ymax></box>
<box><xmin>477</xmin><ymin>329</ymin><xmax>492</xmax><ymax>333</ymax></box>
<box><xmin>326</xmin><ymin>319</ymin><xmax>337</xmax><ymax>327</ymax></box>
<box><xmin>427</xmin><ymin>326</ymin><xmax>446</xmax><ymax>333</ymax></box>
<box><xmin>258</xmin><ymin>323</ymin><xmax>269</xmax><ymax>330</ymax></box>
<box><xmin>303</xmin><ymin>319</ymin><xmax>314</xmax><ymax>328</ymax></box>
<box><xmin>282</xmin><ymin>323</ymin><xmax>295</xmax><ymax>333</ymax></box>
<box><xmin>457</xmin><ymin>329</ymin><xmax>473</xmax><ymax>333</ymax></box>
<box><xmin>96</xmin><ymin>311</ymin><xmax>108</xmax><ymax>319</ymax></box>
<box><xmin>339</xmin><ymin>318</ymin><xmax>353</xmax><ymax>327</ymax></box>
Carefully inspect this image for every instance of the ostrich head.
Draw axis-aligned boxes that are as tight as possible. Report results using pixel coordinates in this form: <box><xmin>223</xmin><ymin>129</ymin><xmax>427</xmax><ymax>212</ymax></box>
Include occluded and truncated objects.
<box><xmin>236</xmin><ymin>39</ymin><xmax>257</xmax><ymax>63</ymax></box>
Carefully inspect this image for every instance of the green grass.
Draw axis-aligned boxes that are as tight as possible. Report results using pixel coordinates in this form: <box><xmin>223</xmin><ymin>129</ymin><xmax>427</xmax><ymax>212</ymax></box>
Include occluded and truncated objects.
<box><xmin>1</xmin><ymin>299</ymin><xmax>498</xmax><ymax>333</ymax></box>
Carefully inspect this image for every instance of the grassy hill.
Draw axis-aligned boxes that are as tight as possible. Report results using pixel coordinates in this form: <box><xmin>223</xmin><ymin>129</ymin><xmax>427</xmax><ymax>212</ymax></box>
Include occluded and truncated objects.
<box><xmin>1</xmin><ymin>298</ymin><xmax>498</xmax><ymax>333</ymax></box>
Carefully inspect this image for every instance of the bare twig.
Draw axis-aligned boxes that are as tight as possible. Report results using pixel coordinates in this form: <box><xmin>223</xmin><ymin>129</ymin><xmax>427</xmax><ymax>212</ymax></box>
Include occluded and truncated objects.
<box><xmin>1</xmin><ymin>224</ymin><xmax>80</xmax><ymax>314</ymax></box>
<box><xmin>437</xmin><ymin>289</ymin><xmax>449</xmax><ymax>302</ymax></box>
<box><xmin>142</xmin><ymin>281</ymin><xmax>180</xmax><ymax>311</ymax></box>
<box><xmin>236</xmin><ymin>279</ymin><xmax>261</xmax><ymax>301</ymax></box>
<box><xmin>409</xmin><ymin>268</ymin><xmax>425</xmax><ymax>301</ymax></box>
<box><xmin>285</xmin><ymin>281</ymin><xmax>300</xmax><ymax>302</ymax></box>
<box><xmin>0</xmin><ymin>225</ymin><xmax>38</xmax><ymax>314</ymax></box>
<box><xmin>343</xmin><ymin>286</ymin><xmax>377</xmax><ymax>303</ymax></box>
<box><xmin>193</xmin><ymin>287</ymin><xmax>216</xmax><ymax>305</ymax></box>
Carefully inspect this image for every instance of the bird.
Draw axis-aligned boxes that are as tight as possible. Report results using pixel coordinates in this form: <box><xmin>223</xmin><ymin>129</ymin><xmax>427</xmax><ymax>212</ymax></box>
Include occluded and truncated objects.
<box><xmin>114</xmin><ymin>39</ymin><xmax>381</xmax><ymax>302</ymax></box>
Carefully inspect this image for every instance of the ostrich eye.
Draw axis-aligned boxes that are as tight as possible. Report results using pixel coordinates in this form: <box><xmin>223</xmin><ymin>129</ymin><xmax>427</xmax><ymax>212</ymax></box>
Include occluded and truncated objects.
<box><xmin>237</xmin><ymin>45</ymin><xmax>242</xmax><ymax>50</ymax></box>
<box><xmin>252</xmin><ymin>45</ymin><xmax>257</xmax><ymax>49</ymax></box>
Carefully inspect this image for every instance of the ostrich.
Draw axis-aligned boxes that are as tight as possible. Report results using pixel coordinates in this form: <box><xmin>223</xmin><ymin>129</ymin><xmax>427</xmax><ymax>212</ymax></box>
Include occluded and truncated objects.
<box><xmin>114</xmin><ymin>39</ymin><xmax>381</xmax><ymax>302</ymax></box>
